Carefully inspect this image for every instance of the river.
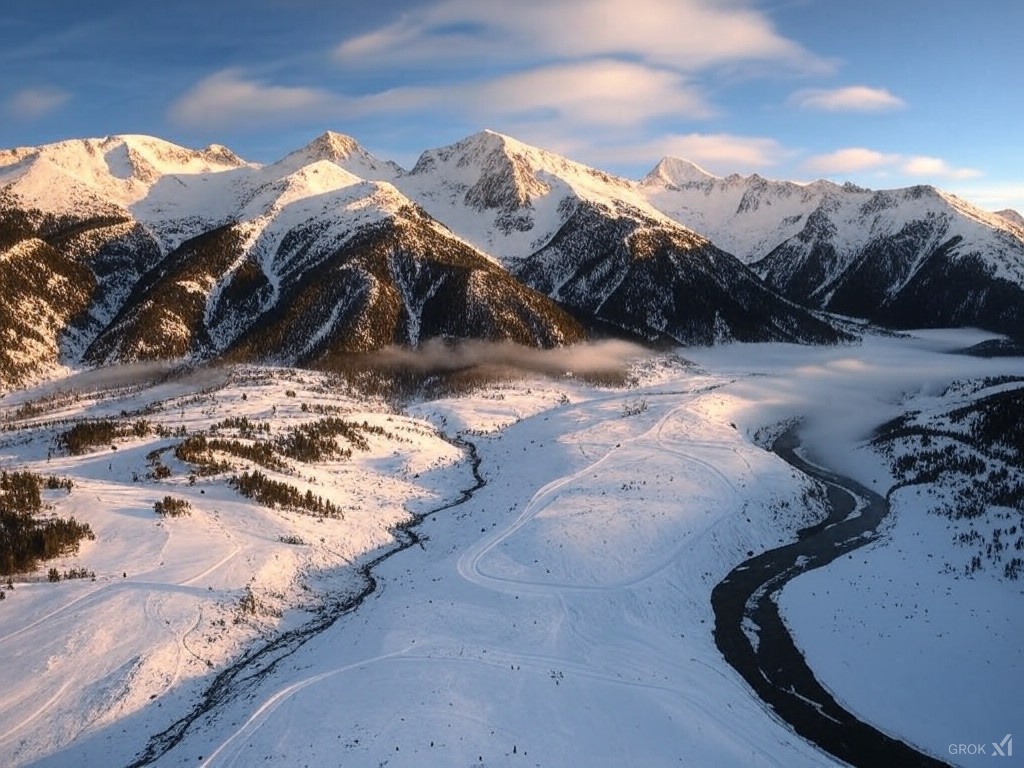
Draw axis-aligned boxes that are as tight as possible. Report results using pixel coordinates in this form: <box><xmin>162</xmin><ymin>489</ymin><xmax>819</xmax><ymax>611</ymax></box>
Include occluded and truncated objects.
<box><xmin>711</xmin><ymin>425</ymin><xmax>950</xmax><ymax>767</ymax></box>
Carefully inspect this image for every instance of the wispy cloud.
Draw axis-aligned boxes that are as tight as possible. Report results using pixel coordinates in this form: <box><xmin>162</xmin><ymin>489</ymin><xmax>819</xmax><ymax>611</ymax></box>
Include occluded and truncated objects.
<box><xmin>6</xmin><ymin>86</ymin><xmax>69</xmax><ymax>120</ymax></box>
<box><xmin>169</xmin><ymin>69</ymin><xmax>335</xmax><ymax>128</ymax></box>
<box><xmin>790</xmin><ymin>85</ymin><xmax>905</xmax><ymax>112</ymax></box>
<box><xmin>334</xmin><ymin>0</ymin><xmax>831</xmax><ymax>74</ymax></box>
<box><xmin>803</xmin><ymin>147</ymin><xmax>899</xmax><ymax>174</ymax></box>
<box><xmin>168</xmin><ymin>0</ymin><xmax>835</xmax><ymax>164</ymax></box>
<box><xmin>328</xmin><ymin>0</ymin><xmax>832</xmax><ymax>143</ymax></box>
<box><xmin>803</xmin><ymin>147</ymin><xmax>981</xmax><ymax>180</ymax></box>
<box><xmin>169</xmin><ymin>61</ymin><xmax>712</xmax><ymax>135</ymax></box>
<box><xmin>469</xmin><ymin>61</ymin><xmax>714</xmax><ymax>126</ymax></box>
<box><xmin>902</xmin><ymin>155</ymin><xmax>981</xmax><ymax>179</ymax></box>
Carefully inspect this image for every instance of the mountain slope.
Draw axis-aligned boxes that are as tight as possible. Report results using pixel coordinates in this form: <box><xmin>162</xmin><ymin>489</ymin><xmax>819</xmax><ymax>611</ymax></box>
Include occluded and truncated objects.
<box><xmin>226</xmin><ymin>214</ymin><xmax>584</xmax><ymax>367</ymax></box>
<box><xmin>400</xmin><ymin>131</ymin><xmax>846</xmax><ymax>344</ymax></box>
<box><xmin>514</xmin><ymin>202</ymin><xmax>843</xmax><ymax>344</ymax></box>
<box><xmin>1</xmin><ymin>133</ymin><xmax>582</xmax><ymax>386</ymax></box>
<box><xmin>643</xmin><ymin>161</ymin><xmax>1024</xmax><ymax>337</ymax></box>
<box><xmin>995</xmin><ymin>208</ymin><xmax>1024</xmax><ymax>229</ymax></box>
<box><xmin>86</xmin><ymin>171</ymin><xmax>583</xmax><ymax>366</ymax></box>
<box><xmin>397</xmin><ymin>129</ymin><xmax>650</xmax><ymax>260</ymax></box>
<box><xmin>0</xmin><ymin>208</ymin><xmax>95</xmax><ymax>388</ymax></box>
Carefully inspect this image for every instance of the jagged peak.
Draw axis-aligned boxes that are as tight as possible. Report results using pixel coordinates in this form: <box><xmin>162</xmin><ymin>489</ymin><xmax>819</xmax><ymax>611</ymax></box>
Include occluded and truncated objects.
<box><xmin>412</xmin><ymin>129</ymin><xmax>540</xmax><ymax>173</ymax></box>
<box><xmin>642</xmin><ymin>156</ymin><xmax>718</xmax><ymax>187</ymax></box>
<box><xmin>409</xmin><ymin>129</ymin><xmax>636</xmax><ymax>208</ymax></box>
<box><xmin>408</xmin><ymin>130</ymin><xmax>559</xmax><ymax>211</ymax></box>
<box><xmin>202</xmin><ymin>143</ymin><xmax>246</xmax><ymax>166</ymax></box>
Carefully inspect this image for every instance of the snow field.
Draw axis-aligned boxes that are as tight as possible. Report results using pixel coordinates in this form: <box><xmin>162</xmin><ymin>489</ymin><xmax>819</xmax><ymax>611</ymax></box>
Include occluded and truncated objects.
<box><xmin>2</xmin><ymin>330</ymin><xmax>1022</xmax><ymax>767</ymax></box>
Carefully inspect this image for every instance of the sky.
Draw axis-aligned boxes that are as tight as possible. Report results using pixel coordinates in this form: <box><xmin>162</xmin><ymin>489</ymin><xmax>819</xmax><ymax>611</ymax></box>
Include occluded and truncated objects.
<box><xmin>1</xmin><ymin>0</ymin><xmax>1022</xmax><ymax>212</ymax></box>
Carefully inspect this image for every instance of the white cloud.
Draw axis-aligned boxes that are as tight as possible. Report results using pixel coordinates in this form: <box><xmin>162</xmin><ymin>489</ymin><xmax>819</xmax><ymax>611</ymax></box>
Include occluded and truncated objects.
<box><xmin>902</xmin><ymin>155</ymin><xmax>981</xmax><ymax>179</ymax></box>
<box><xmin>465</xmin><ymin>61</ymin><xmax>713</xmax><ymax>126</ymax></box>
<box><xmin>170</xmin><ymin>61</ymin><xmax>711</xmax><ymax>134</ymax></box>
<box><xmin>335</xmin><ymin>0</ymin><xmax>831</xmax><ymax>74</ymax></box>
<box><xmin>6</xmin><ymin>87</ymin><xmax>69</xmax><ymax>120</ymax></box>
<box><xmin>803</xmin><ymin>147</ymin><xmax>981</xmax><ymax>181</ymax></box>
<box><xmin>169</xmin><ymin>69</ymin><xmax>336</xmax><ymax>128</ymax></box>
<box><xmin>803</xmin><ymin>148</ymin><xmax>900</xmax><ymax>174</ymax></box>
<box><xmin>791</xmin><ymin>85</ymin><xmax>905</xmax><ymax>112</ymax></box>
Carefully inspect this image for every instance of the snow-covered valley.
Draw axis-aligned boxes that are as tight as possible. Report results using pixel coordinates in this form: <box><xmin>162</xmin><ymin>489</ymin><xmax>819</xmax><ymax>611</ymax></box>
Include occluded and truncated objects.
<box><xmin>1</xmin><ymin>330</ymin><xmax>1022</xmax><ymax>767</ymax></box>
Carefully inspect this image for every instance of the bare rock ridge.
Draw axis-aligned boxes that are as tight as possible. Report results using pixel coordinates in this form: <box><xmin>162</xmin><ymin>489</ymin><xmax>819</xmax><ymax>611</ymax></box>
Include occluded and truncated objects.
<box><xmin>2</xmin><ymin>128</ymin><xmax>1022</xmax><ymax>390</ymax></box>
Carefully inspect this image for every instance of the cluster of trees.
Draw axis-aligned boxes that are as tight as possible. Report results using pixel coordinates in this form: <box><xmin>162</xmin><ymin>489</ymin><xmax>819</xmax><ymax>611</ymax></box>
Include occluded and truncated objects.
<box><xmin>1005</xmin><ymin>557</ymin><xmax>1023</xmax><ymax>580</ymax></box>
<box><xmin>154</xmin><ymin>496</ymin><xmax>191</xmax><ymax>517</ymax></box>
<box><xmin>949</xmin><ymin>386</ymin><xmax>1024</xmax><ymax>465</ymax></box>
<box><xmin>174</xmin><ymin>434</ymin><xmax>286</xmax><ymax>475</ymax></box>
<box><xmin>229</xmin><ymin>471</ymin><xmax>343</xmax><ymax>518</ymax></box>
<box><xmin>275</xmin><ymin>418</ymin><xmax>387</xmax><ymax>462</ymax></box>
<box><xmin>319</xmin><ymin>360</ymin><xmax>518</xmax><ymax>404</ymax></box>
<box><xmin>892</xmin><ymin>443</ymin><xmax>988</xmax><ymax>493</ymax></box>
<box><xmin>622</xmin><ymin>399</ymin><xmax>648</xmax><ymax>417</ymax></box>
<box><xmin>210</xmin><ymin>417</ymin><xmax>271</xmax><ymax>439</ymax></box>
<box><xmin>1</xmin><ymin>470</ymin><xmax>93</xmax><ymax>575</ymax></box>
<box><xmin>174</xmin><ymin>417</ymin><xmax>390</xmax><ymax>483</ymax></box>
<box><xmin>58</xmin><ymin>418</ymin><xmax>189</xmax><ymax>455</ymax></box>
<box><xmin>299</xmin><ymin>402</ymin><xmax>343</xmax><ymax>415</ymax></box>
<box><xmin>876</xmin><ymin>389</ymin><xmax>1024</xmax><ymax>580</ymax></box>
<box><xmin>47</xmin><ymin>566</ymin><xmax>94</xmax><ymax>582</ymax></box>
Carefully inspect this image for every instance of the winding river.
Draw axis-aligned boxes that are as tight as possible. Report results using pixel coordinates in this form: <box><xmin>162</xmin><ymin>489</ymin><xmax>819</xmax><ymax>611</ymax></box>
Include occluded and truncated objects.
<box><xmin>712</xmin><ymin>426</ymin><xmax>951</xmax><ymax>768</ymax></box>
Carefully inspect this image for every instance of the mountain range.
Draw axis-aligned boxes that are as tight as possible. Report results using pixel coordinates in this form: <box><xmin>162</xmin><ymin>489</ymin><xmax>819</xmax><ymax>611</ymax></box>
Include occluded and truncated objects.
<box><xmin>1</xmin><ymin>129</ymin><xmax>1021</xmax><ymax>390</ymax></box>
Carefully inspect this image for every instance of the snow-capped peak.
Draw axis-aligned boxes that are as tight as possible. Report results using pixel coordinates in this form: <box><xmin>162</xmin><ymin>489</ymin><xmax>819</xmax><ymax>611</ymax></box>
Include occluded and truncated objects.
<box><xmin>273</xmin><ymin>131</ymin><xmax>402</xmax><ymax>181</ymax></box>
<box><xmin>296</xmin><ymin>131</ymin><xmax>363</xmax><ymax>163</ymax></box>
<box><xmin>398</xmin><ymin>129</ymin><xmax>689</xmax><ymax>260</ymax></box>
<box><xmin>995</xmin><ymin>208</ymin><xmax>1024</xmax><ymax>229</ymax></box>
<box><xmin>101</xmin><ymin>134</ymin><xmax>251</xmax><ymax>184</ymax></box>
<box><xmin>202</xmin><ymin>143</ymin><xmax>247</xmax><ymax>167</ymax></box>
<box><xmin>642</xmin><ymin>156</ymin><xmax>718</xmax><ymax>188</ymax></box>
<box><xmin>410</xmin><ymin>129</ymin><xmax>633</xmax><ymax>198</ymax></box>
<box><xmin>0</xmin><ymin>134</ymin><xmax>251</xmax><ymax>216</ymax></box>
<box><xmin>408</xmin><ymin>129</ymin><xmax>556</xmax><ymax>212</ymax></box>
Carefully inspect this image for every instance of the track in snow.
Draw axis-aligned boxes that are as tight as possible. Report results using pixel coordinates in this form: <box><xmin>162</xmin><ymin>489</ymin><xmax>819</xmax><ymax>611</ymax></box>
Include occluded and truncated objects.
<box><xmin>125</xmin><ymin>435</ymin><xmax>484</xmax><ymax>768</ymax></box>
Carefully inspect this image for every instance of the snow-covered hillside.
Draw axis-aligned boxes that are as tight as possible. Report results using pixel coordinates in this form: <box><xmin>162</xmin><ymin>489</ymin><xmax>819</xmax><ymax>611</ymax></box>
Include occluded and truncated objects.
<box><xmin>397</xmin><ymin>130</ymin><xmax>845</xmax><ymax>346</ymax></box>
<box><xmin>0</xmin><ymin>132</ymin><xmax>586</xmax><ymax>389</ymax></box>
<box><xmin>0</xmin><ymin>134</ymin><xmax>249</xmax><ymax>222</ymax></box>
<box><xmin>2</xmin><ymin>331</ymin><xmax>1021</xmax><ymax>767</ymax></box>
<box><xmin>642</xmin><ymin>160</ymin><xmax>1024</xmax><ymax>335</ymax></box>
<box><xmin>994</xmin><ymin>208</ymin><xmax>1024</xmax><ymax>229</ymax></box>
<box><xmin>397</xmin><ymin>129</ymin><xmax>672</xmax><ymax>260</ymax></box>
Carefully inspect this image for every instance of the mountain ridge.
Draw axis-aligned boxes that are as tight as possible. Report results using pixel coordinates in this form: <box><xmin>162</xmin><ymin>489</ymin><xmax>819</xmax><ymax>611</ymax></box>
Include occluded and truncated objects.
<box><xmin>2</xmin><ymin>128</ymin><xmax>1021</xmax><ymax>392</ymax></box>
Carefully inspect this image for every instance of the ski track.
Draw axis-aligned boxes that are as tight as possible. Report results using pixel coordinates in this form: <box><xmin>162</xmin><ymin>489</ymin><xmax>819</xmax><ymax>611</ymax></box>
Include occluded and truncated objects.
<box><xmin>188</xmin><ymin>387</ymin><xmax>756</xmax><ymax>767</ymax></box>
<box><xmin>457</xmin><ymin>395</ymin><xmax>740</xmax><ymax>593</ymax></box>
<box><xmin>0</xmin><ymin>679</ymin><xmax>76</xmax><ymax>746</ymax></box>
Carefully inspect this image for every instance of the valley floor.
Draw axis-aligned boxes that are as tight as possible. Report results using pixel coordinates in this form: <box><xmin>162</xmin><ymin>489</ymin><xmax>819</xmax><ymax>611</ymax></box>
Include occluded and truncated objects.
<box><xmin>1</xmin><ymin>330</ymin><xmax>1021</xmax><ymax>767</ymax></box>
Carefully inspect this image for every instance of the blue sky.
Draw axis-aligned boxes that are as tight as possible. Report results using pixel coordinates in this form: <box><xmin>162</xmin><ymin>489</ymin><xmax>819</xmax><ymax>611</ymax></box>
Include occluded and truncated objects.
<box><xmin>2</xmin><ymin>0</ymin><xmax>1022</xmax><ymax>211</ymax></box>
